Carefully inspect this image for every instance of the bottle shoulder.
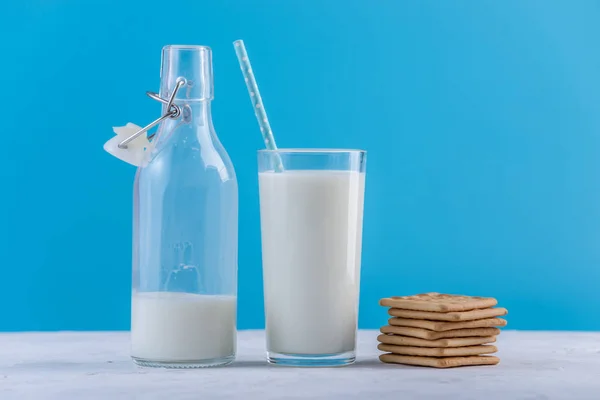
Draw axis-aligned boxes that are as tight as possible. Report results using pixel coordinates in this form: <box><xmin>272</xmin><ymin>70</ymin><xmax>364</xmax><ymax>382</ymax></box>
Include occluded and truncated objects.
<box><xmin>137</xmin><ymin>126</ymin><xmax>237</xmax><ymax>186</ymax></box>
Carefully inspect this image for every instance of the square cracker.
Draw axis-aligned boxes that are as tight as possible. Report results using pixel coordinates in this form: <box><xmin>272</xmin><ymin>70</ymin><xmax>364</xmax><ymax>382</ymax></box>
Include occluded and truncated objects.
<box><xmin>379</xmin><ymin>293</ymin><xmax>497</xmax><ymax>312</ymax></box>
<box><xmin>379</xmin><ymin>353</ymin><xmax>500</xmax><ymax>368</ymax></box>
<box><xmin>378</xmin><ymin>333</ymin><xmax>497</xmax><ymax>348</ymax></box>
<box><xmin>388</xmin><ymin>307</ymin><xmax>508</xmax><ymax>321</ymax></box>
<box><xmin>377</xmin><ymin>343</ymin><xmax>497</xmax><ymax>357</ymax></box>
<box><xmin>388</xmin><ymin>317</ymin><xmax>507</xmax><ymax>332</ymax></box>
<box><xmin>380</xmin><ymin>325</ymin><xmax>500</xmax><ymax>340</ymax></box>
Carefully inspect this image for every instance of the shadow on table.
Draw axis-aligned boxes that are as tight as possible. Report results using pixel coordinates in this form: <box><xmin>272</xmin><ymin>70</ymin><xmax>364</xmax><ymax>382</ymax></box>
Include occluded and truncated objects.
<box><xmin>227</xmin><ymin>358</ymin><xmax>391</xmax><ymax>369</ymax></box>
<box><xmin>8</xmin><ymin>359</ymin><xmax>396</xmax><ymax>372</ymax></box>
<box><xmin>226</xmin><ymin>360</ymin><xmax>272</xmax><ymax>369</ymax></box>
<box><xmin>349</xmin><ymin>358</ymin><xmax>390</xmax><ymax>369</ymax></box>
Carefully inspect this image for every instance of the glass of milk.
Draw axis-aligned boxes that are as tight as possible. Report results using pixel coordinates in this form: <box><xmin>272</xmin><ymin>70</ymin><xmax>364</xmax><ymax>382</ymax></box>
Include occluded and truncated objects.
<box><xmin>258</xmin><ymin>149</ymin><xmax>366</xmax><ymax>367</ymax></box>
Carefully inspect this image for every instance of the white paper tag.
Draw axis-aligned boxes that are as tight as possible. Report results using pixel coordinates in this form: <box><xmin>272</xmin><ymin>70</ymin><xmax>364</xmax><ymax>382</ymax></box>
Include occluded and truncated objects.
<box><xmin>104</xmin><ymin>123</ymin><xmax>155</xmax><ymax>167</ymax></box>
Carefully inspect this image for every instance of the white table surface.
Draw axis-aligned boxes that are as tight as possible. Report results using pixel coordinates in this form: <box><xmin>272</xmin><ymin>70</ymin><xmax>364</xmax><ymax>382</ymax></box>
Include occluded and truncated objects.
<box><xmin>1</xmin><ymin>330</ymin><xmax>599</xmax><ymax>399</ymax></box>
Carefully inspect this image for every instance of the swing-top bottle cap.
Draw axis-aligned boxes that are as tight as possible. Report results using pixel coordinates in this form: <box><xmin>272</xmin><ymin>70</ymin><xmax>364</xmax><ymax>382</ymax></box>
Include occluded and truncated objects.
<box><xmin>160</xmin><ymin>45</ymin><xmax>214</xmax><ymax>101</ymax></box>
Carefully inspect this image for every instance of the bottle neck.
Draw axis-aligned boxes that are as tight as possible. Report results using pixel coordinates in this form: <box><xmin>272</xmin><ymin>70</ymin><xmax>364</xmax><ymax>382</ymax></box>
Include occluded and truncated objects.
<box><xmin>153</xmin><ymin>100</ymin><xmax>216</xmax><ymax>151</ymax></box>
<box><xmin>153</xmin><ymin>45</ymin><xmax>217</xmax><ymax>148</ymax></box>
<box><xmin>166</xmin><ymin>101</ymin><xmax>213</xmax><ymax>126</ymax></box>
<box><xmin>160</xmin><ymin>45</ymin><xmax>213</xmax><ymax>102</ymax></box>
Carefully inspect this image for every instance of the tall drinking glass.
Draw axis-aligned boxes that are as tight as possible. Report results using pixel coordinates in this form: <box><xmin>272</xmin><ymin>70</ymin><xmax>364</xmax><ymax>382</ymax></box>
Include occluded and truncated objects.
<box><xmin>258</xmin><ymin>149</ymin><xmax>366</xmax><ymax>367</ymax></box>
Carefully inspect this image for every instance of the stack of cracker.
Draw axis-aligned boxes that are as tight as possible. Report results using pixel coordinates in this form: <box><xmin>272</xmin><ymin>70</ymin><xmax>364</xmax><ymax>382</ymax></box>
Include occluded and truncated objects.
<box><xmin>377</xmin><ymin>293</ymin><xmax>507</xmax><ymax>368</ymax></box>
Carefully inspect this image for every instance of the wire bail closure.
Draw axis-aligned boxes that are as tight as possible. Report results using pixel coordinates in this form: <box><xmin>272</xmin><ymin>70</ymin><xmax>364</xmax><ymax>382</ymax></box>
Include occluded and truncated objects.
<box><xmin>117</xmin><ymin>79</ymin><xmax>186</xmax><ymax>149</ymax></box>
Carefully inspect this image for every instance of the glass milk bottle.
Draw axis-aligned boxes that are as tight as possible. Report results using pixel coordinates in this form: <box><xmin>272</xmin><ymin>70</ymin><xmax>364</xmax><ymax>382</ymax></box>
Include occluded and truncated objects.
<box><xmin>130</xmin><ymin>45</ymin><xmax>238</xmax><ymax>368</ymax></box>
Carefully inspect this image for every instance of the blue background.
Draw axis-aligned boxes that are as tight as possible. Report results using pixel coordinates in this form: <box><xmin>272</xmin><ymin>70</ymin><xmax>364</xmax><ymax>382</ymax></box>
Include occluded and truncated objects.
<box><xmin>1</xmin><ymin>1</ymin><xmax>599</xmax><ymax>332</ymax></box>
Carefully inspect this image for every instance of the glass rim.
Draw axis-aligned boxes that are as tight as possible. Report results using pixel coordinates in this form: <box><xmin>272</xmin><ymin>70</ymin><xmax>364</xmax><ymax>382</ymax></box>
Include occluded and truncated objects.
<box><xmin>162</xmin><ymin>44</ymin><xmax>211</xmax><ymax>52</ymax></box>
<box><xmin>258</xmin><ymin>148</ymin><xmax>366</xmax><ymax>154</ymax></box>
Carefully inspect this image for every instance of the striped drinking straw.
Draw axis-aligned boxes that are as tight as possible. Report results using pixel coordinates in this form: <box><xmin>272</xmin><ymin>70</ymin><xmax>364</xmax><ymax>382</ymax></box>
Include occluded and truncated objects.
<box><xmin>233</xmin><ymin>40</ymin><xmax>284</xmax><ymax>172</ymax></box>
